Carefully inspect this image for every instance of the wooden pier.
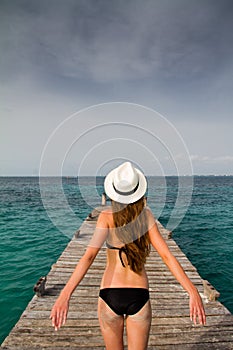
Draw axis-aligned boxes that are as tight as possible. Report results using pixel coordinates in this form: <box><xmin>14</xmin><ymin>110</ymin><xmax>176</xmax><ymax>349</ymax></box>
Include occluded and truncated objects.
<box><xmin>1</xmin><ymin>206</ymin><xmax>233</xmax><ymax>349</ymax></box>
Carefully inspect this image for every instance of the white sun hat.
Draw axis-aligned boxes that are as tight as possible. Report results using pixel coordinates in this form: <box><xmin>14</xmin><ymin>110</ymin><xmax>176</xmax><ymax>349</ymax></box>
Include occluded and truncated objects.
<box><xmin>104</xmin><ymin>161</ymin><xmax>147</xmax><ymax>204</ymax></box>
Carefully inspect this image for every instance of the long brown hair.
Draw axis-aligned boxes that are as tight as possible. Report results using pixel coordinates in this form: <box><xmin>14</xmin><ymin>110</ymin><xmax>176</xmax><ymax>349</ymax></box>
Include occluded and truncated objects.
<box><xmin>111</xmin><ymin>197</ymin><xmax>151</xmax><ymax>274</ymax></box>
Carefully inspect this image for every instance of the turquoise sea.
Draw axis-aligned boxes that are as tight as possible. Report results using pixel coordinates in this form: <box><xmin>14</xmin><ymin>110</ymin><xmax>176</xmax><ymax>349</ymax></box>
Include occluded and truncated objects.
<box><xmin>0</xmin><ymin>176</ymin><xmax>233</xmax><ymax>344</ymax></box>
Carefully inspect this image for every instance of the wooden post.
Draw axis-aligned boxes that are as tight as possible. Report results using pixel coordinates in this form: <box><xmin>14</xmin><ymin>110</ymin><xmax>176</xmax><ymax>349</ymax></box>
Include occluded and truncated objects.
<box><xmin>101</xmin><ymin>192</ymin><xmax>106</xmax><ymax>206</ymax></box>
<box><xmin>202</xmin><ymin>279</ymin><xmax>220</xmax><ymax>301</ymax></box>
<box><xmin>167</xmin><ymin>231</ymin><xmax>173</xmax><ymax>239</ymax></box>
<box><xmin>33</xmin><ymin>276</ymin><xmax>47</xmax><ymax>297</ymax></box>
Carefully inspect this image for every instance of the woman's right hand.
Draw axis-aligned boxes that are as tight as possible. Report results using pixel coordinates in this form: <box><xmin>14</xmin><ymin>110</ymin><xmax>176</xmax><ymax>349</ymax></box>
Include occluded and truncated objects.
<box><xmin>50</xmin><ymin>295</ymin><xmax>70</xmax><ymax>331</ymax></box>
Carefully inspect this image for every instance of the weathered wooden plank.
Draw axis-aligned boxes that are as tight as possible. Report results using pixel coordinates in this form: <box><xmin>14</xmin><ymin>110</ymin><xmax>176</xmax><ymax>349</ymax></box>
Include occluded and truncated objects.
<box><xmin>148</xmin><ymin>333</ymin><xmax>233</xmax><ymax>346</ymax></box>
<box><xmin>10</xmin><ymin>329</ymin><xmax>232</xmax><ymax>345</ymax></box>
<box><xmin>3</xmin><ymin>336</ymin><xmax>105</xmax><ymax>348</ymax></box>
<box><xmin>3</xmin><ymin>328</ymin><xmax>233</xmax><ymax>348</ymax></box>
<box><xmin>14</xmin><ymin>314</ymin><xmax>233</xmax><ymax>330</ymax></box>
<box><xmin>146</xmin><ymin>344</ymin><xmax>233</xmax><ymax>350</ymax></box>
<box><xmin>10</xmin><ymin>317</ymin><xmax>233</xmax><ymax>334</ymax></box>
<box><xmin>17</xmin><ymin>304</ymin><xmax>230</xmax><ymax>321</ymax></box>
<box><xmin>1</xmin><ymin>348</ymin><xmax>105</xmax><ymax>350</ymax></box>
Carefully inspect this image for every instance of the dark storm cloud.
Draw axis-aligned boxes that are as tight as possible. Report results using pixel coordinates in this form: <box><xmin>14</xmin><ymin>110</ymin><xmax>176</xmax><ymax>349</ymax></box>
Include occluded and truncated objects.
<box><xmin>1</xmin><ymin>1</ymin><xmax>233</xmax><ymax>176</ymax></box>
<box><xmin>1</xmin><ymin>0</ymin><xmax>233</xmax><ymax>83</ymax></box>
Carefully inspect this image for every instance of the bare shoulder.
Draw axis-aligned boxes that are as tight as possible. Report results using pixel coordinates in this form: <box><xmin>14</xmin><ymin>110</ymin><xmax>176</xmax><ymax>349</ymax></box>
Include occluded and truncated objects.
<box><xmin>101</xmin><ymin>206</ymin><xmax>113</xmax><ymax>214</ymax></box>
<box><xmin>100</xmin><ymin>207</ymin><xmax>113</xmax><ymax>217</ymax></box>
<box><xmin>98</xmin><ymin>207</ymin><xmax>113</xmax><ymax>226</ymax></box>
<box><xmin>145</xmin><ymin>206</ymin><xmax>156</xmax><ymax>222</ymax></box>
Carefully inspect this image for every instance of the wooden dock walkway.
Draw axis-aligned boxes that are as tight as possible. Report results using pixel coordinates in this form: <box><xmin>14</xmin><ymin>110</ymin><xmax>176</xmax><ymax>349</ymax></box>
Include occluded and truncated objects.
<box><xmin>1</xmin><ymin>206</ymin><xmax>233</xmax><ymax>349</ymax></box>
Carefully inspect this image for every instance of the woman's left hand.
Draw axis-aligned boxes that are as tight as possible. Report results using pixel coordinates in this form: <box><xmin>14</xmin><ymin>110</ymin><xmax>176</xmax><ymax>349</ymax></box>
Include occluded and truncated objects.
<box><xmin>189</xmin><ymin>290</ymin><xmax>206</xmax><ymax>325</ymax></box>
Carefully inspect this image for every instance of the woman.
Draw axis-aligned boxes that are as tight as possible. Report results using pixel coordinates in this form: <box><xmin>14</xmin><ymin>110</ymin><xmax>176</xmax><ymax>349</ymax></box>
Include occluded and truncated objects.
<box><xmin>50</xmin><ymin>162</ymin><xmax>206</xmax><ymax>350</ymax></box>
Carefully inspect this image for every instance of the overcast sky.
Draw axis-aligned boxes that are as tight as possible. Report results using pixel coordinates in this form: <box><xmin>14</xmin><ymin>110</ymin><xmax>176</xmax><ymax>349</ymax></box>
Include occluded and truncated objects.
<box><xmin>1</xmin><ymin>0</ymin><xmax>233</xmax><ymax>176</ymax></box>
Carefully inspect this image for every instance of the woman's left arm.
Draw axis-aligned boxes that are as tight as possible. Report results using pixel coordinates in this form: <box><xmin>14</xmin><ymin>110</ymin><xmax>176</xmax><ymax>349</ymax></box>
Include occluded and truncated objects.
<box><xmin>147</xmin><ymin>212</ymin><xmax>206</xmax><ymax>325</ymax></box>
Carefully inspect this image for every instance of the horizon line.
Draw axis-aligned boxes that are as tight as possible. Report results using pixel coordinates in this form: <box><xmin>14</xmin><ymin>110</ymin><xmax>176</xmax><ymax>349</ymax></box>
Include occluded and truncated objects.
<box><xmin>1</xmin><ymin>174</ymin><xmax>233</xmax><ymax>178</ymax></box>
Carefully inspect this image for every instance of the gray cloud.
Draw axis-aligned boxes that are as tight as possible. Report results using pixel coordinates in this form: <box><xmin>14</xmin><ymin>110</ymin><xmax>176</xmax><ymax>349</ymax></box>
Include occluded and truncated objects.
<box><xmin>1</xmin><ymin>0</ymin><xmax>233</xmax><ymax>175</ymax></box>
<box><xmin>1</xmin><ymin>0</ymin><xmax>233</xmax><ymax>83</ymax></box>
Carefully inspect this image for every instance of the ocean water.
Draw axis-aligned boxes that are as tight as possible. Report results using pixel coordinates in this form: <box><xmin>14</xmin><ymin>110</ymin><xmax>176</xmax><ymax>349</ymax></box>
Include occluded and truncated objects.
<box><xmin>0</xmin><ymin>176</ymin><xmax>233</xmax><ymax>344</ymax></box>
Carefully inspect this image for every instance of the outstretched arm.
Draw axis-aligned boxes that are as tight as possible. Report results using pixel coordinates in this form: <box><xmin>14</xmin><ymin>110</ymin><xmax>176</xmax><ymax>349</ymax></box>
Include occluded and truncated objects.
<box><xmin>50</xmin><ymin>211</ymin><xmax>109</xmax><ymax>330</ymax></box>
<box><xmin>147</xmin><ymin>210</ymin><xmax>206</xmax><ymax>325</ymax></box>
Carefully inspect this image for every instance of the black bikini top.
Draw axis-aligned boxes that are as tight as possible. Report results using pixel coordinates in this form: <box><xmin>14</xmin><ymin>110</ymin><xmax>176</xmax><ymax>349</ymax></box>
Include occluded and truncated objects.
<box><xmin>106</xmin><ymin>241</ymin><xmax>128</xmax><ymax>267</ymax></box>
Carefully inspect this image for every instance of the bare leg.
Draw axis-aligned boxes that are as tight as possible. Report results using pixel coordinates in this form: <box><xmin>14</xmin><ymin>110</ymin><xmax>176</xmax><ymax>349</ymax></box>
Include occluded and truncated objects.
<box><xmin>126</xmin><ymin>300</ymin><xmax>152</xmax><ymax>350</ymax></box>
<box><xmin>98</xmin><ymin>297</ymin><xmax>125</xmax><ymax>350</ymax></box>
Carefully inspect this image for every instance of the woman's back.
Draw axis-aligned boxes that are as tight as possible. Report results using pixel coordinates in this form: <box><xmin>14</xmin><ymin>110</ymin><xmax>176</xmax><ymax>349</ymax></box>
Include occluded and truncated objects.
<box><xmin>100</xmin><ymin>208</ymin><xmax>149</xmax><ymax>289</ymax></box>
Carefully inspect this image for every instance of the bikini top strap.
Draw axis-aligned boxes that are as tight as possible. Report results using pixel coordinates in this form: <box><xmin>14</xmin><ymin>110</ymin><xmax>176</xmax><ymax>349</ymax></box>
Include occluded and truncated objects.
<box><xmin>105</xmin><ymin>241</ymin><xmax>127</xmax><ymax>267</ymax></box>
<box><xmin>118</xmin><ymin>247</ymin><xmax>127</xmax><ymax>267</ymax></box>
<box><xmin>105</xmin><ymin>241</ymin><xmax>118</xmax><ymax>249</ymax></box>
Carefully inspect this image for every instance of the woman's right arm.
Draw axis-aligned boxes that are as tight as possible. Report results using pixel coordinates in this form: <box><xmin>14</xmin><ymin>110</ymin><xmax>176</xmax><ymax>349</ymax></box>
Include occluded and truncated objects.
<box><xmin>50</xmin><ymin>211</ymin><xmax>109</xmax><ymax>330</ymax></box>
<box><xmin>50</xmin><ymin>246</ymin><xmax>100</xmax><ymax>330</ymax></box>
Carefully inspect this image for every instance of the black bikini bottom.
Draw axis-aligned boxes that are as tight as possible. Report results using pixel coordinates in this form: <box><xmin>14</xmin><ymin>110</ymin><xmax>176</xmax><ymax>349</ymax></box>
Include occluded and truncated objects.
<box><xmin>99</xmin><ymin>288</ymin><xmax>149</xmax><ymax>316</ymax></box>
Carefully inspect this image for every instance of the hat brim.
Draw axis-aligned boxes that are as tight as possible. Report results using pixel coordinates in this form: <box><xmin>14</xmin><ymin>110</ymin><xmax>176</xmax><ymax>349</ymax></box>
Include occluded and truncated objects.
<box><xmin>104</xmin><ymin>167</ymin><xmax>147</xmax><ymax>204</ymax></box>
